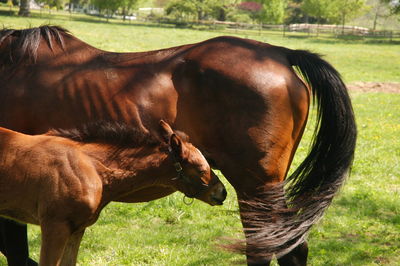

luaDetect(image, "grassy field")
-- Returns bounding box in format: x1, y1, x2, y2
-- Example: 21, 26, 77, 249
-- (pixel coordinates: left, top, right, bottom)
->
0, 9, 399, 266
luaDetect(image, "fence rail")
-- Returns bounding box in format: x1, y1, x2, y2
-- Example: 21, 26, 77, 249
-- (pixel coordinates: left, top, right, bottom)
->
153, 18, 400, 42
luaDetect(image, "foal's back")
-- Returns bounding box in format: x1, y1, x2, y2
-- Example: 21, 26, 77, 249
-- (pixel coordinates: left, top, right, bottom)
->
0, 127, 103, 225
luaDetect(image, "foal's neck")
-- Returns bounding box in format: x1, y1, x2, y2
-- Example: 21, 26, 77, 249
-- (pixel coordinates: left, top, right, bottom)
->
85, 144, 174, 203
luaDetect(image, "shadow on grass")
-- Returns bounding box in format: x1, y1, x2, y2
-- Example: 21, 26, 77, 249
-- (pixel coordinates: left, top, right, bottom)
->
308, 187, 400, 264
312, 238, 386, 266
335, 190, 399, 226
284, 35, 311, 40
0, 9, 15, 17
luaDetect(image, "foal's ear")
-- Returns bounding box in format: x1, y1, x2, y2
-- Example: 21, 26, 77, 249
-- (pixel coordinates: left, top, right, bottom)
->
170, 134, 184, 159
159, 120, 174, 142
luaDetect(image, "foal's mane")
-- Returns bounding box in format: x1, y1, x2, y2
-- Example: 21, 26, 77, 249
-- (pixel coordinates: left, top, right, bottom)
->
48, 122, 162, 149
0, 25, 67, 64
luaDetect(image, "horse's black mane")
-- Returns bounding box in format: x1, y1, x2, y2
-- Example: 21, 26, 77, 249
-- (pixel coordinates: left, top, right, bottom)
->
0, 25, 67, 64
49, 121, 162, 148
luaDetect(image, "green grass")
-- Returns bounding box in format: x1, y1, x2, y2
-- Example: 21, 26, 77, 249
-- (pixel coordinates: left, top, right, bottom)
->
301, 93, 400, 265
0, 10, 399, 266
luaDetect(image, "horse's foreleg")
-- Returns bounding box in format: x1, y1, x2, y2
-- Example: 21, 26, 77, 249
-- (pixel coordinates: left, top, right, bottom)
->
60, 229, 85, 266
40, 221, 71, 266
0, 218, 34, 266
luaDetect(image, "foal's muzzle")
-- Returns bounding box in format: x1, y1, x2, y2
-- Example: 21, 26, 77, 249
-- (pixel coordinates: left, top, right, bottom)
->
208, 182, 227, 206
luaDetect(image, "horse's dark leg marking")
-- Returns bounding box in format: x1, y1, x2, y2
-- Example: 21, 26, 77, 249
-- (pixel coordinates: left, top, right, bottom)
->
0, 219, 33, 266
277, 241, 308, 266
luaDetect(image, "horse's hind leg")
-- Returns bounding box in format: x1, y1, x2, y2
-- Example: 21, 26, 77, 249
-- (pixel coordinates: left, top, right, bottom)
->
60, 229, 85, 266
236, 170, 308, 266
277, 241, 308, 266
40, 221, 71, 266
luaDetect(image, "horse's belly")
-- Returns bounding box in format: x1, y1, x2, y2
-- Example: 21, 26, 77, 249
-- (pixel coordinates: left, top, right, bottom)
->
0, 209, 39, 225
114, 186, 176, 203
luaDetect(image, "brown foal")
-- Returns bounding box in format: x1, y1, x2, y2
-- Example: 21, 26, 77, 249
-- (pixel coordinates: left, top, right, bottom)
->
0, 120, 226, 266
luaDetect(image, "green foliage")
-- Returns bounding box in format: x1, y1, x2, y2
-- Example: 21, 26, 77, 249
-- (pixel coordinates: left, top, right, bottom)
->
37, 0, 65, 10
91, 0, 121, 13
226, 9, 253, 23
165, 0, 236, 21
301, 0, 368, 28
302, 0, 337, 23
333, 0, 367, 26
120, 0, 140, 18
382, 0, 400, 14
165, 0, 197, 20
258, 0, 287, 24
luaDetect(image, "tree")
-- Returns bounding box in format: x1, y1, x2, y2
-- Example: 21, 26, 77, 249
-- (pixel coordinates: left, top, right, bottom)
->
121, 0, 139, 20
18, 0, 30, 16
263, 0, 287, 24
91, 0, 121, 19
370, 0, 391, 30
68, 0, 87, 11
37, 0, 66, 10
302, 0, 336, 24
166, 0, 197, 20
166, 0, 235, 21
254, 0, 288, 24
237, 2, 263, 22
381, 0, 400, 14
331, 0, 366, 33
286, 0, 313, 24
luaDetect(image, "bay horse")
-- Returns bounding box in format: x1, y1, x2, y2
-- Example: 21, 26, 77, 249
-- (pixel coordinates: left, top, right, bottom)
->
0, 26, 356, 265
0, 120, 226, 266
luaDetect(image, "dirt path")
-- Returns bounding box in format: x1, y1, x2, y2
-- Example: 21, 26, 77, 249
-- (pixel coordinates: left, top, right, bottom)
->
347, 82, 400, 93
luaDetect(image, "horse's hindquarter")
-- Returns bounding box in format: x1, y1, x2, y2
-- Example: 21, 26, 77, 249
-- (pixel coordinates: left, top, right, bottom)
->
173, 37, 310, 190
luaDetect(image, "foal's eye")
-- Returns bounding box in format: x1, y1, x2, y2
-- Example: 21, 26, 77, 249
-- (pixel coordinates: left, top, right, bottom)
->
199, 170, 207, 176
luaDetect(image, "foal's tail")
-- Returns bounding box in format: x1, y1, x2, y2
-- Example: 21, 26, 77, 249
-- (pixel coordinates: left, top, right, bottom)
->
239, 49, 357, 258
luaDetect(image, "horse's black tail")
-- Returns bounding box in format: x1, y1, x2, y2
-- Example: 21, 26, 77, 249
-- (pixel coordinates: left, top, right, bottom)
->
285, 49, 357, 204
239, 49, 357, 258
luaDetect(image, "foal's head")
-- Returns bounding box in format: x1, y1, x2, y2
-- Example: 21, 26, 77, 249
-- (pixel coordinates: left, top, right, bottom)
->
159, 121, 227, 206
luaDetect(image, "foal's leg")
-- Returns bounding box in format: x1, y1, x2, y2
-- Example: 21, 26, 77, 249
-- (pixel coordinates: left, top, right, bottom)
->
60, 230, 85, 266
40, 221, 71, 266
